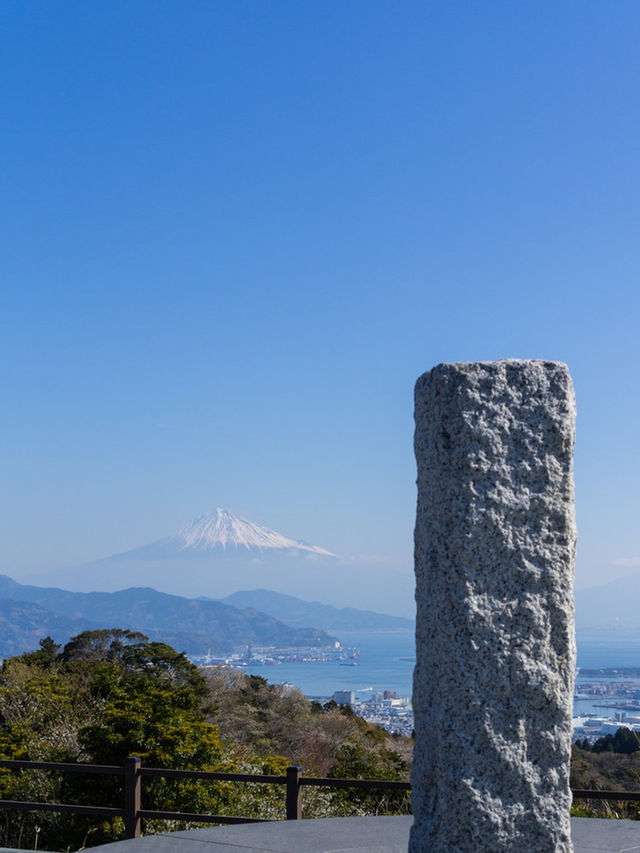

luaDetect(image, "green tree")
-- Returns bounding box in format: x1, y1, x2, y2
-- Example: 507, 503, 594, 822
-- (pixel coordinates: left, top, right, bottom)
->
0, 631, 238, 850
327, 739, 411, 816
571, 741, 640, 821
590, 728, 640, 755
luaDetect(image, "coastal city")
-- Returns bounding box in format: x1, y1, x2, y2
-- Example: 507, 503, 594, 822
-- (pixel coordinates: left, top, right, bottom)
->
195, 643, 414, 736
573, 670, 640, 740
196, 646, 640, 741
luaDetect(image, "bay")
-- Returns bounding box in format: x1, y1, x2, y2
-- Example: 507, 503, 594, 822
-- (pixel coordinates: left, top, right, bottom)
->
245, 631, 415, 701
576, 629, 640, 670
242, 628, 640, 703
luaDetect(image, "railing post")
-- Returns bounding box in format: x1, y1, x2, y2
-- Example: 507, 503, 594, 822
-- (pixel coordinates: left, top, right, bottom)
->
285, 765, 302, 820
124, 756, 141, 838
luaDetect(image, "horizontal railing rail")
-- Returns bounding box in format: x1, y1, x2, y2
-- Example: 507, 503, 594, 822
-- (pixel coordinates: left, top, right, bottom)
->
0, 759, 124, 775
572, 788, 640, 803
139, 766, 287, 783
0, 800, 123, 817
0, 758, 637, 839
301, 776, 411, 791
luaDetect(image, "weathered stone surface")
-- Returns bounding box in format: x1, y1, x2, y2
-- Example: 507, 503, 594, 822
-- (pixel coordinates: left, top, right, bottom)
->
410, 360, 576, 853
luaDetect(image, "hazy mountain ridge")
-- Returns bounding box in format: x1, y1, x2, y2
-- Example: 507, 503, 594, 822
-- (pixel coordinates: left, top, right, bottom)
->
0, 575, 334, 657
19, 508, 407, 611
221, 589, 414, 632
575, 572, 640, 630
0, 599, 103, 658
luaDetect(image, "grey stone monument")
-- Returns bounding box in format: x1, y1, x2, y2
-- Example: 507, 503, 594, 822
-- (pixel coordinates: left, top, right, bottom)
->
410, 360, 576, 853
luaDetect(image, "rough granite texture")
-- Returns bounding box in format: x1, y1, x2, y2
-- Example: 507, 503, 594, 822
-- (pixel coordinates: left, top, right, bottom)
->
409, 360, 576, 853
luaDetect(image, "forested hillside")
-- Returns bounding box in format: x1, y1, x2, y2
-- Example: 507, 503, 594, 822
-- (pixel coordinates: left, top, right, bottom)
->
2, 627, 639, 851
0, 629, 412, 851
221, 589, 414, 631
0, 574, 335, 656
571, 731, 640, 820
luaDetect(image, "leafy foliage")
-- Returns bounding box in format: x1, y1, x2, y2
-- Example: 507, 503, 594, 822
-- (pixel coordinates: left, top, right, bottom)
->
0, 631, 235, 850
203, 666, 412, 818
571, 737, 640, 820
576, 728, 640, 755
10, 630, 640, 846
327, 739, 411, 816
0, 632, 415, 849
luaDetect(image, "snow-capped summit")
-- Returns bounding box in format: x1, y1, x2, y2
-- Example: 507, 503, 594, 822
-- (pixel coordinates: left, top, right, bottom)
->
22, 506, 412, 614
26, 506, 354, 602
172, 508, 336, 556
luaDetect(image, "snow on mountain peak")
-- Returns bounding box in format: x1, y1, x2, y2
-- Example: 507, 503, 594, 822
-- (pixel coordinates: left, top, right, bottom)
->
174, 508, 337, 556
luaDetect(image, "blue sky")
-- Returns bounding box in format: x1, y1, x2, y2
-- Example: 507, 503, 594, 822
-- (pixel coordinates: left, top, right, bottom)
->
1, 1, 638, 592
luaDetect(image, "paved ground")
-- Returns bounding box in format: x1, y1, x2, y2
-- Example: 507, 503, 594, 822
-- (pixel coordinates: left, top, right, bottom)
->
63, 815, 640, 852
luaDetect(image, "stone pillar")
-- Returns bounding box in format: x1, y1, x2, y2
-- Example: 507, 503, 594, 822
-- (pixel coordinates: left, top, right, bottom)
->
410, 360, 576, 853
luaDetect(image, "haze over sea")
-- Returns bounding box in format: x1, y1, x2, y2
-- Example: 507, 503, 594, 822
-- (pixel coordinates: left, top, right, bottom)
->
242, 630, 640, 702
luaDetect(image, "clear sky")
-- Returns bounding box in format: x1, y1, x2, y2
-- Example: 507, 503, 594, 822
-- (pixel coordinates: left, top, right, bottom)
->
1, 1, 638, 592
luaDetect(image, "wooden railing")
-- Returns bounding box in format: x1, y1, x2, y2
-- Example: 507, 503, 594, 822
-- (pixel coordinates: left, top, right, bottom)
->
0, 758, 637, 839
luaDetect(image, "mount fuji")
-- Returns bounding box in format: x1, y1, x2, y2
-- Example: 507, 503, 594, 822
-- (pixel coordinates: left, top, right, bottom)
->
119, 508, 338, 560
23, 509, 357, 606
24, 508, 414, 615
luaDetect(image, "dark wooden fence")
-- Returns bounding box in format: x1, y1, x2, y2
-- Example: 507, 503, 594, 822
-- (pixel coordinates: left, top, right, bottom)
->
0, 758, 637, 839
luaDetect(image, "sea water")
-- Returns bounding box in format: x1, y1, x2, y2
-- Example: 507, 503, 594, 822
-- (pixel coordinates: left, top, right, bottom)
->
243, 629, 640, 702
245, 631, 415, 701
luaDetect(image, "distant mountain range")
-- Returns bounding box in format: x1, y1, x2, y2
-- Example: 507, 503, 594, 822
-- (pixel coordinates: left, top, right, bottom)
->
575, 572, 640, 630
218, 579, 640, 633
0, 573, 416, 660
0, 599, 96, 658
20, 506, 636, 628
221, 589, 414, 632
0, 574, 334, 658
23, 508, 414, 616
1, 563, 634, 662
